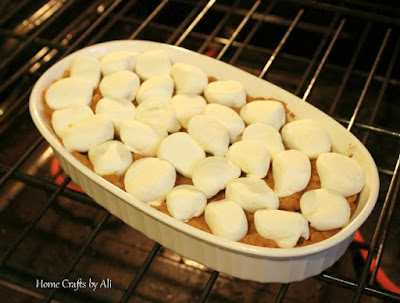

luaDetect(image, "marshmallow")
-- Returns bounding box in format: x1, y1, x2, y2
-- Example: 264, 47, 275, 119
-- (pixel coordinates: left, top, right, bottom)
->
170, 62, 208, 95
166, 185, 207, 222
88, 140, 132, 176
272, 150, 311, 197
240, 100, 286, 130
135, 50, 171, 80
124, 157, 176, 204
225, 140, 270, 178
170, 94, 207, 129
45, 77, 93, 110
317, 153, 365, 197
226, 177, 279, 213
62, 114, 114, 152
100, 51, 139, 76
204, 199, 248, 241
203, 104, 245, 142
99, 70, 140, 103
157, 132, 205, 178
300, 189, 351, 231
135, 99, 180, 133
51, 104, 94, 138
254, 209, 310, 248
136, 75, 174, 104
282, 119, 331, 159
187, 115, 230, 156
119, 120, 167, 156
95, 97, 135, 133
204, 80, 246, 108
192, 156, 241, 198
241, 123, 284, 159
69, 55, 101, 88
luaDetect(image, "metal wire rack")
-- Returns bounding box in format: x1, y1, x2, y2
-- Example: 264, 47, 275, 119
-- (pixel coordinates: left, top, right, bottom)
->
0, 0, 399, 302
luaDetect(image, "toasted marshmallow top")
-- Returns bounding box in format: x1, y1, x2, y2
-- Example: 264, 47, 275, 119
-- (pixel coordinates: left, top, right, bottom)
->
317, 153, 365, 197
45, 77, 93, 110
166, 185, 207, 222
240, 100, 286, 130
95, 97, 135, 133
88, 140, 132, 176
272, 150, 311, 197
254, 209, 310, 248
157, 132, 205, 178
170, 94, 207, 129
300, 189, 351, 231
170, 62, 208, 95
187, 115, 230, 156
62, 114, 114, 152
99, 70, 140, 103
135, 99, 180, 133
226, 177, 279, 213
203, 104, 245, 142
241, 123, 284, 159
69, 55, 101, 88
124, 157, 176, 204
204, 80, 246, 108
282, 119, 331, 159
51, 104, 94, 138
225, 140, 271, 178
100, 51, 139, 76
136, 74, 174, 104
119, 120, 167, 156
204, 199, 248, 241
135, 50, 171, 80
192, 157, 241, 198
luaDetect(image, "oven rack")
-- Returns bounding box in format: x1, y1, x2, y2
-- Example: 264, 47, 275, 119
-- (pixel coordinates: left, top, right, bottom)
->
0, 0, 399, 302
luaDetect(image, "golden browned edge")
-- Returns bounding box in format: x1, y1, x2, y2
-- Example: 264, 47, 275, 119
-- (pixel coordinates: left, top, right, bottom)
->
42, 71, 358, 248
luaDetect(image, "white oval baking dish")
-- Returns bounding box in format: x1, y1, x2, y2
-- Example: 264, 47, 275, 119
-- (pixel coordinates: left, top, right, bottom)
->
29, 40, 379, 283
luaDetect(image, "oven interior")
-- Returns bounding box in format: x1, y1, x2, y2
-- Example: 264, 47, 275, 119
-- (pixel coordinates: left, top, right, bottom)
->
0, 0, 399, 302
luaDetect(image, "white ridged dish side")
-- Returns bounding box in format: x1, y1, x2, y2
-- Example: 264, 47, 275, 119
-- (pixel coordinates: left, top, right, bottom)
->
29, 40, 379, 283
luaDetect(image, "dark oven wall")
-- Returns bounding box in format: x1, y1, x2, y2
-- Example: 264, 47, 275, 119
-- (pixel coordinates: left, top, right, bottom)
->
0, 1, 399, 302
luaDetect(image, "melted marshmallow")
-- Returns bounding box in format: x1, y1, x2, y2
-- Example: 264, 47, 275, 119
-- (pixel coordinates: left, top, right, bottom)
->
170, 94, 207, 129
203, 103, 245, 142
204, 80, 246, 108
170, 62, 208, 95
62, 114, 114, 152
45, 77, 93, 110
226, 177, 279, 213
187, 115, 230, 156
69, 55, 101, 88
119, 120, 167, 156
225, 140, 271, 178
282, 119, 331, 159
157, 132, 206, 178
254, 209, 310, 248
88, 140, 132, 176
272, 150, 311, 197
204, 199, 248, 241
136, 74, 174, 104
124, 157, 176, 205
191, 156, 241, 199
135, 50, 171, 80
317, 153, 365, 197
100, 51, 139, 76
166, 185, 207, 222
300, 189, 351, 231
99, 70, 140, 103
51, 104, 94, 138
240, 100, 286, 130
95, 97, 135, 133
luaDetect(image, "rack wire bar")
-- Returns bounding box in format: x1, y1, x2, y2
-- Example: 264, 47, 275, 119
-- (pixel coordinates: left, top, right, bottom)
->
302, 18, 346, 101
258, 8, 304, 79
353, 155, 400, 303
0, 177, 71, 267
0, 0, 32, 25
119, 243, 161, 303
275, 283, 290, 303
197, 271, 219, 303
43, 212, 111, 303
